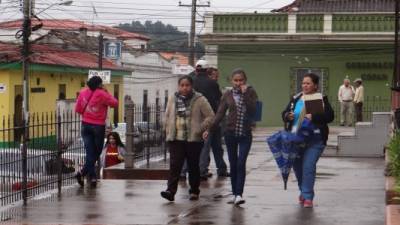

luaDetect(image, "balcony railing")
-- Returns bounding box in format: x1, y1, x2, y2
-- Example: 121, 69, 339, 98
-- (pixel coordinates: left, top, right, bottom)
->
211, 13, 395, 34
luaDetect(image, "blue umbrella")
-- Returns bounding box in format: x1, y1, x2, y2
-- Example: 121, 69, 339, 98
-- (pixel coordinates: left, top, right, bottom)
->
266, 119, 314, 190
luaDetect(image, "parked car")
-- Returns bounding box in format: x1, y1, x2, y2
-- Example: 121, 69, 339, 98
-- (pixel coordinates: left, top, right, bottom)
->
112, 123, 145, 152
134, 122, 163, 146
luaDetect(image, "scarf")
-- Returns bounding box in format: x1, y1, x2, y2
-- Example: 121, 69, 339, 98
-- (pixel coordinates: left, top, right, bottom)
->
232, 88, 246, 137
175, 91, 193, 117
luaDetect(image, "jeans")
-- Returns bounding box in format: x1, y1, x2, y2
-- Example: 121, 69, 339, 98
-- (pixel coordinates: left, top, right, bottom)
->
293, 135, 325, 200
167, 141, 203, 195
224, 132, 252, 196
198, 127, 228, 176
81, 122, 105, 179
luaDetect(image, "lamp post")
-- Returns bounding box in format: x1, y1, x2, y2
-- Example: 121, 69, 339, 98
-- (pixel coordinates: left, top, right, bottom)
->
392, 0, 400, 109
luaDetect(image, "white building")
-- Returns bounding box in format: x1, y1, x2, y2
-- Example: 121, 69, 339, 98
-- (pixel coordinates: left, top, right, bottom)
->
122, 51, 193, 107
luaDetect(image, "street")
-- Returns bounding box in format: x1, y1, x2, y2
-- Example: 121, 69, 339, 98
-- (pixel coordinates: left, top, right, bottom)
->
1, 142, 385, 225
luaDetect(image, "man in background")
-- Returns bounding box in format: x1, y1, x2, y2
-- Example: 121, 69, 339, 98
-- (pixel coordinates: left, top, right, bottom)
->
338, 78, 355, 126
353, 78, 364, 122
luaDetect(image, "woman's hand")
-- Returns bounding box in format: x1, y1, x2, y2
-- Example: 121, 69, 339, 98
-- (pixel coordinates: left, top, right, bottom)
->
202, 131, 209, 140
117, 155, 124, 162
305, 114, 312, 120
287, 112, 294, 121
240, 85, 248, 93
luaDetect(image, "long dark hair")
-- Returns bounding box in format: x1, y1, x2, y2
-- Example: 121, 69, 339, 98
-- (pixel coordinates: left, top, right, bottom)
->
106, 132, 125, 148
87, 76, 103, 91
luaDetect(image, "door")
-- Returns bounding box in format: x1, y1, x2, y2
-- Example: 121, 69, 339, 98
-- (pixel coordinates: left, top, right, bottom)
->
14, 85, 23, 142
58, 84, 66, 100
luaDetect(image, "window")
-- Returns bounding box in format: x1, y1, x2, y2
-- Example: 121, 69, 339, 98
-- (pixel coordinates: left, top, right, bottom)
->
290, 68, 329, 95
58, 84, 66, 100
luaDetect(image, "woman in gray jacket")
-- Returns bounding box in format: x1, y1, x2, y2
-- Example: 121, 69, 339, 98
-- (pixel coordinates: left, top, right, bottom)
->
161, 75, 214, 202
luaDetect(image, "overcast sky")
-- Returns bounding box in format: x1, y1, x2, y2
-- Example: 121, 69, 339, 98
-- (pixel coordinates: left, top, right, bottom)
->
0, 0, 294, 32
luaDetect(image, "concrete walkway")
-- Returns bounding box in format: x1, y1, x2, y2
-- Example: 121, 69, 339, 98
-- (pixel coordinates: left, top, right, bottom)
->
0, 139, 384, 225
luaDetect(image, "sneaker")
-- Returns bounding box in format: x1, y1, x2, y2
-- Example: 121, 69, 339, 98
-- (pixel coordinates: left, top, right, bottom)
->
299, 196, 305, 205
234, 196, 245, 205
90, 178, 97, 188
75, 172, 84, 187
189, 193, 199, 201
161, 191, 175, 202
227, 196, 236, 204
303, 200, 313, 208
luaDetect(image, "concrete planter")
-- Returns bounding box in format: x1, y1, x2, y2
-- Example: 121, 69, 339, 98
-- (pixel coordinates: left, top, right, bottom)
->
385, 150, 400, 225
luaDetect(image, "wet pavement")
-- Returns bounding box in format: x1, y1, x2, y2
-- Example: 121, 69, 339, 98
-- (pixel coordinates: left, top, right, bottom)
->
1, 141, 384, 225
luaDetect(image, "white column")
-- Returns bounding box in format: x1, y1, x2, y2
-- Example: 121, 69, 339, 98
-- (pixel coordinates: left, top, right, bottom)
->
204, 45, 218, 68
204, 13, 214, 34
324, 14, 332, 34
288, 14, 297, 34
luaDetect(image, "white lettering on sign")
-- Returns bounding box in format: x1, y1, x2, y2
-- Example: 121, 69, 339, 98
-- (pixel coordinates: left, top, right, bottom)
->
0, 83, 6, 93
88, 70, 111, 84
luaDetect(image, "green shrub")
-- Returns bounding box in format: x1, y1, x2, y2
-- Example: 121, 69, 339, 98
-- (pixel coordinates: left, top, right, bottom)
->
388, 131, 400, 190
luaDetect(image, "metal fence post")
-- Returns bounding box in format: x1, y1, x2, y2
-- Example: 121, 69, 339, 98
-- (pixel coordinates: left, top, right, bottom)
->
56, 112, 62, 196
125, 101, 135, 169
21, 117, 28, 206
146, 106, 151, 167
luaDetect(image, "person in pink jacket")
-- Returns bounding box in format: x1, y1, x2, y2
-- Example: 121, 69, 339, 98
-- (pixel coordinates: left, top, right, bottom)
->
75, 76, 118, 187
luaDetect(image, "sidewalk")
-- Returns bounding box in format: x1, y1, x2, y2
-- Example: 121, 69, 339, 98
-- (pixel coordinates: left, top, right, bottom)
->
0, 140, 384, 225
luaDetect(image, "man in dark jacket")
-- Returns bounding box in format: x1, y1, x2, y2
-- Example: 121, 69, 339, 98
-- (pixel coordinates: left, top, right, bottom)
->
193, 61, 229, 179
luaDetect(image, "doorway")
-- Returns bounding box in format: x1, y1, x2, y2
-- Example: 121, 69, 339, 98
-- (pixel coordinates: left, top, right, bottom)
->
14, 85, 23, 142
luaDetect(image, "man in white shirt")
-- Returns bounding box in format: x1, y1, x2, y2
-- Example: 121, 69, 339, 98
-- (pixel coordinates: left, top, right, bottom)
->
353, 78, 364, 122
338, 78, 355, 126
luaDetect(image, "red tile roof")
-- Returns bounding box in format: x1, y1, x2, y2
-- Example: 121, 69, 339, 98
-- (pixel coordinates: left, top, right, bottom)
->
0, 19, 150, 41
0, 42, 125, 71
160, 52, 189, 65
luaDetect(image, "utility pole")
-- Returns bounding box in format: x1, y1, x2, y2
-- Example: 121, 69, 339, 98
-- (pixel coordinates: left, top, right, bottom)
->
21, 0, 31, 206
179, 0, 210, 66
392, 0, 400, 109
98, 33, 104, 70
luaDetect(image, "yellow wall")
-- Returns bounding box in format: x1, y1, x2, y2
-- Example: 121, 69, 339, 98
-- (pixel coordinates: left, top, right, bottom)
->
0, 70, 11, 117
1, 69, 124, 129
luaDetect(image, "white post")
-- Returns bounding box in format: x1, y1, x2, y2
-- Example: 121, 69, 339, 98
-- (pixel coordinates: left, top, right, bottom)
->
204, 13, 214, 34
324, 14, 333, 34
288, 14, 297, 34
204, 45, 218, 68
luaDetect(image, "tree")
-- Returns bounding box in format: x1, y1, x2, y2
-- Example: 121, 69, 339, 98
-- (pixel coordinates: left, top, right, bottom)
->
117, 20, 204, 58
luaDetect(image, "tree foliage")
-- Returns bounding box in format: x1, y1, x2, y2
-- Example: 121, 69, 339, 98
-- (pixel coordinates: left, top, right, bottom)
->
117, 20, 204, 58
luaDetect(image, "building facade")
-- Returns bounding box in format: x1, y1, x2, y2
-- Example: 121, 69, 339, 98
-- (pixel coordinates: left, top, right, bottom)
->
200, 0, 395, 126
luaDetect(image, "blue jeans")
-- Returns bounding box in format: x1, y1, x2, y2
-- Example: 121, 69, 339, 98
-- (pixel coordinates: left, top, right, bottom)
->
293, 135, 325, 200
198, 128, 228, 176
81, 122, 105, 179
224, 132, 252, 196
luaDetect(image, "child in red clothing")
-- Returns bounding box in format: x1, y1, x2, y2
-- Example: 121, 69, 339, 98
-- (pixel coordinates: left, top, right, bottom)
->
100, 132, 126, 168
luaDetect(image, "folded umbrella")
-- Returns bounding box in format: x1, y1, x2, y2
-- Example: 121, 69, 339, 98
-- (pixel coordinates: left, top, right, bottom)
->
266, 119, 314, 190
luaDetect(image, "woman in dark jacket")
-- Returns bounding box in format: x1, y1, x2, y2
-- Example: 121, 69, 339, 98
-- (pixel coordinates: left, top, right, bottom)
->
205, 68, 258, 206
281, 73, 334, 208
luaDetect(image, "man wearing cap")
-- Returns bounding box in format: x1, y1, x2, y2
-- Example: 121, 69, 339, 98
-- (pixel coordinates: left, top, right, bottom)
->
338, 78, 355, 126
353, 78, 364, 122
192, 60, 229, 180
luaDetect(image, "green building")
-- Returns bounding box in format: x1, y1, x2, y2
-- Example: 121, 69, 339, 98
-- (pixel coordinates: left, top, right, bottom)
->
200, 0, 395, 126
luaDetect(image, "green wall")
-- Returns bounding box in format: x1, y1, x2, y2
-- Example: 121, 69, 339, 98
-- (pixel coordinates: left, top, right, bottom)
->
217, 44, 393, 126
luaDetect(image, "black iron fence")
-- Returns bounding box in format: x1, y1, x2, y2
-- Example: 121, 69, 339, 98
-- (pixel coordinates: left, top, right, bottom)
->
0, 111, 84, 207
328, 96, 391, 125
124, 103, 167, 167
0, 103, 168, 207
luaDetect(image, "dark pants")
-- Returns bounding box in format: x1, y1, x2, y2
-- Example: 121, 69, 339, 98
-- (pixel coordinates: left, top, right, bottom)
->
81, 122, 105, 179
197, 127, 228, 176
355, 102, 363, 122
224, 132, 252, 196
167, 141, 202, 195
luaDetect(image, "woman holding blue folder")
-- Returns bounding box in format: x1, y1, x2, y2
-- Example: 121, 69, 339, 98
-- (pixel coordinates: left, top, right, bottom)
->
281, 73, 334, 208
